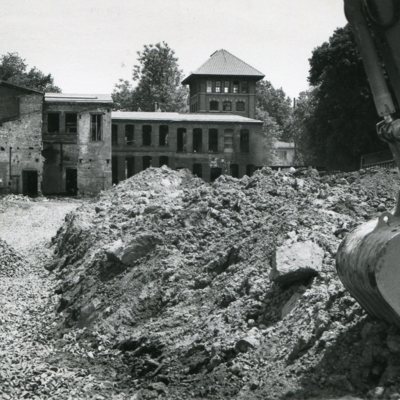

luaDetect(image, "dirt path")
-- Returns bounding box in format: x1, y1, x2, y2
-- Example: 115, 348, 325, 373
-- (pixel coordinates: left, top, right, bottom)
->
0, 198, 132, 399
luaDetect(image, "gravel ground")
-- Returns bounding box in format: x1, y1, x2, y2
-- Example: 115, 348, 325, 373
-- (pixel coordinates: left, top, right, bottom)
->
0, 197, 134, 399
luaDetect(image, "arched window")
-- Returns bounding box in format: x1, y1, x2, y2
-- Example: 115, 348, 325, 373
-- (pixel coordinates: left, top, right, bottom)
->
210, 101, 219, 111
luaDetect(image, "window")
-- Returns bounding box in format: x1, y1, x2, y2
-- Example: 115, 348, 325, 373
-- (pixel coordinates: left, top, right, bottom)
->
125, 124, 134, 145
65, 113, 77, 133
224, 129, 233, 151
210, 101, 219, 111
240, 129, 250, 153
125, 156, 134, 178
47, 113, 59, 133
208, 129, 218, 153
112, 124, 118, 145
159, 125, 169, 146
193, 128, 203, 153
241, 81, 249, 93
223, 101, 232, 111
159, 156, 169, 167
91, 114, 102, 141
142, 125, 152, 146
112, 156, 119, 184
210, 167, 222, 182
206, 81, 212, 93
233, 81, 239, 93
230, 164, 239, 178
177, 128, 186, 152
236, 101, 245, 112
224, 81, 230, 93
246, 164, 255, 176
277, 150, 288, 161
143, 156, 152, 170
215, 81, 221, 93
193, 163, 202, 178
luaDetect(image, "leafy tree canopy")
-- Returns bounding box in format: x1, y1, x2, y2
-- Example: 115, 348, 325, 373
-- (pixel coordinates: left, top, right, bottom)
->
0, 52, 61, 93
113, 42, 188, 112
300, 25, 386, 170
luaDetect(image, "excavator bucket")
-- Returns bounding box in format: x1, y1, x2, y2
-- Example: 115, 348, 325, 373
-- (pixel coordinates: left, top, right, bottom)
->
336, 210, 400, 327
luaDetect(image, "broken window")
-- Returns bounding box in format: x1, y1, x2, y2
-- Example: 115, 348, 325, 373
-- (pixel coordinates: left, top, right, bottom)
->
65, 113, 77, 133
193, 163, 202, 178
206, 81, 212, 93
240, 129, 250, 153
112, 156, 119, 184
159, 156, 169, 167
125, 156, 134, 178
47, 113, 60, 133
112, 124, 118, 145
236, 101, 245, 112
177, 128, 186, 152
159, 125, 169, 146
125, 124, 134, 145
91, 114, 102, 141
142, 125, 152, 146
208, 129, 218, 153
193, 128, 203, 153
143, 156, 152, 170
223, 101, 232, 112
230, 164, 239, 178
210, 101, 219, 111
233, 81, 239, 93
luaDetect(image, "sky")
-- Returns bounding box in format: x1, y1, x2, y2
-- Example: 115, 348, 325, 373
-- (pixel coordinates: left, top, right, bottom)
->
0, 0, 347, 99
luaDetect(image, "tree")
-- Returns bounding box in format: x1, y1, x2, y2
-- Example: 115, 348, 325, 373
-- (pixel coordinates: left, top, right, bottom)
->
302, 25, 386, 170
0, 52, 61, 92
113, 42, 188, 112
256, 80, 293, 141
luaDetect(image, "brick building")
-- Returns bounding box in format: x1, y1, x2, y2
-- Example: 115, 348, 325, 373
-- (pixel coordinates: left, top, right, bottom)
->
42, 93, 113, 195
0, 81, 44, 195
111, 49, 266, 183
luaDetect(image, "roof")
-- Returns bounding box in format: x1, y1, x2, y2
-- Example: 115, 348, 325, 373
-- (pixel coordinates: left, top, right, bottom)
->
274, 141, 295, 149
112, 111, 262, 124
182, 49, 264, 84
45, 93, 113, 104
0, 80, 43, 94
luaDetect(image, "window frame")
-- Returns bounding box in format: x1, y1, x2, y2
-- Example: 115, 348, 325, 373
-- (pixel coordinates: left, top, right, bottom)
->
90, 114, 103, 142
47, 112, 60, 134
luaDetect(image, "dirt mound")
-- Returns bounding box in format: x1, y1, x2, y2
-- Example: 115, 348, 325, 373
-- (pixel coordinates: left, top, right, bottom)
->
0, 239, 28, 277
50, 166, 400, 399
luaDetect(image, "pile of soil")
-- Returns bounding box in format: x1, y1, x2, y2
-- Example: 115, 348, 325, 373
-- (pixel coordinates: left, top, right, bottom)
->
0, 239, 27, 278
50, 166, 400, 399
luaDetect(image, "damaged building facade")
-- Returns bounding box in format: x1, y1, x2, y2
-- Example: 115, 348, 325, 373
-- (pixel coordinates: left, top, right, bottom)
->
111, 49, 267, 183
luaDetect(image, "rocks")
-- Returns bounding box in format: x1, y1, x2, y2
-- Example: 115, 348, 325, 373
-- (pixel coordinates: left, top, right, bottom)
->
270, 240, 324, 286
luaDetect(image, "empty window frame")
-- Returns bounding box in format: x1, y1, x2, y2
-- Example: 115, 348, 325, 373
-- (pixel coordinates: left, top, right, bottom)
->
65, 113, 77, 133
224, 129, 234, 151
210, 167, 222, 182
47, 113, 60, 133
112, 156, 119, 184
224, 81, 230, 93
246, 164, 255, 176
223, 101, 232, 111
208, 129, 218, 153
193, 163, 202, 178
215, 81, 221, 93
143, 156, 152, 170
240, 129, 250, 153
230, 163, 239, 178
159, 125, 169, 146
125, 156, 135, 178
233, 81, 239, 93
177, 128, 186, 152
241, 81, 249, 93
159, 156, 169, 166
236, 101, 245, 112
206, 81, 212, 93
210, 101, 219, 111
91, 114, 102, 141
142, 125, 152, 146
277, 150, 288, 161
112, 124, 118, 145
125, 124, 134, 145
193, 128, 203, 153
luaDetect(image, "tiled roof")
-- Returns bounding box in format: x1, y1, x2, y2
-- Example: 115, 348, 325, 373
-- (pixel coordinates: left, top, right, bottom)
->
45, 93, 113, 104
112, 111, 262, 124
182, 49, 264, 84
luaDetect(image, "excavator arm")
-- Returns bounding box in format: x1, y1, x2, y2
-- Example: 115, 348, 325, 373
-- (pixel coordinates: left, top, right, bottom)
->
337, 0, 400, 327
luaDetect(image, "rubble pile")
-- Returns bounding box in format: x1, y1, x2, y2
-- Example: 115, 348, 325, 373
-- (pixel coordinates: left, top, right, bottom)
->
50, 166, 400, 399
0, 238, 27, 278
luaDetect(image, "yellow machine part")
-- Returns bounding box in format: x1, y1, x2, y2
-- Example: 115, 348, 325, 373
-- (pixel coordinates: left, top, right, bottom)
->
336, 211, 400, 327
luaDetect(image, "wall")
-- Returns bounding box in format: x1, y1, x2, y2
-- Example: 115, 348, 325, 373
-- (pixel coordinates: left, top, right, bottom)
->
111, 119, 265, 182
0, 88, 43, 195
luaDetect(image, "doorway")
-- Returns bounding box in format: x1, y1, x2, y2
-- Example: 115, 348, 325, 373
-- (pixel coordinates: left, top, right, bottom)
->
66, 168, 77, 195
22, 170, 38, 197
